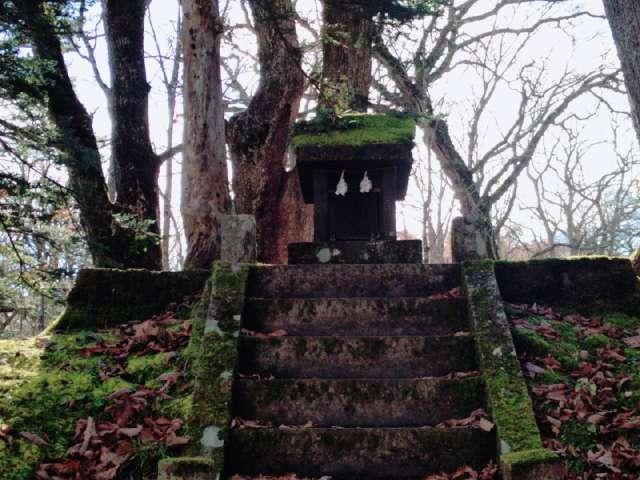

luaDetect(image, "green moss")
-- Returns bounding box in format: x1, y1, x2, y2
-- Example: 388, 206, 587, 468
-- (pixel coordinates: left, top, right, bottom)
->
540, 368, 564, 384
0, 338, 41, 400
126, 353, 171, 385
93, 377, 134, 406
604, 313, 640, 331
560, 421, 597, 451
485, 368, 542, 452
512, 328, 552, 358
582, 333, 611, 351
159, 394, 193, 422
0, 439, 42, 480
292, 114, 416, 148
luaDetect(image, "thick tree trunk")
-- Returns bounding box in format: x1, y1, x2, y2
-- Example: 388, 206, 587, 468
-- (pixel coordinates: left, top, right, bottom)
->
104, 0, 161, 269
180, 0, 231, 269
320, 0, 374, 111
227, 0, 311, 264
602, 1, 640, 270
603, 0, 640, 145
17, 0, 153, 268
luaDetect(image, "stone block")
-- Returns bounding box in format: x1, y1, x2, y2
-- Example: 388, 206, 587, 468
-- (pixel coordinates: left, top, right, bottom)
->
157, 457, 215, 480
501, 448, 565, 480
288, 240, 422, 264
221, 214, 256, 264
495, 257, 640, 313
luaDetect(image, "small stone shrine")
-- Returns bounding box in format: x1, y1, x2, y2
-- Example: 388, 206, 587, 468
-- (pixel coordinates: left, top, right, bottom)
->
288, 114, 422, 264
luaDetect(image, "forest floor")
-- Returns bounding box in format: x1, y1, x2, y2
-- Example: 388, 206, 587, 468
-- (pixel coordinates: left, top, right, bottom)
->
507, 304, 640, 479
1, 300, 640, 479
0, 303, 197, 480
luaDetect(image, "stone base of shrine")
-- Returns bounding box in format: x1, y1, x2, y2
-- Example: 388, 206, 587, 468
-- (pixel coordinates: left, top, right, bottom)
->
288, 240, 423, 265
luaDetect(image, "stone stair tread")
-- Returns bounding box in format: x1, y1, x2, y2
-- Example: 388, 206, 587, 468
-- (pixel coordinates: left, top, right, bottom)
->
242, 296, 468, 336
232, 376, 485, 427
237, 335, 477, 379
247, 264, 461, 298
226, 426, 496, 479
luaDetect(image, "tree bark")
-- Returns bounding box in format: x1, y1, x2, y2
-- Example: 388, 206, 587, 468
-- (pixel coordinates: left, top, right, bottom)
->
320, 0, 374, 111
16, 0, 155, 269
603, 0, 640, 145
104, 0, 161, 269
180, 0, 231, 269
227, 0, 311, 264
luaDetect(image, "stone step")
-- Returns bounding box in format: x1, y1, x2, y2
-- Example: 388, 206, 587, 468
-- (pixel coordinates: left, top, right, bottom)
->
242, 297, 468, 336
226, 426, 496, 479
232, 376, 485, 427
247, 264, 461, 298
237, 335, 477, 379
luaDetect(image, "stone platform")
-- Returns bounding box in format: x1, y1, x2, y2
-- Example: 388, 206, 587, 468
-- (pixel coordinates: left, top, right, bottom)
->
288, 239, 422, 264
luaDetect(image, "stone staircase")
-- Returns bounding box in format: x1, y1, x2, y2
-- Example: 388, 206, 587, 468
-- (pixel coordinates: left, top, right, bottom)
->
225, 264, 497, 479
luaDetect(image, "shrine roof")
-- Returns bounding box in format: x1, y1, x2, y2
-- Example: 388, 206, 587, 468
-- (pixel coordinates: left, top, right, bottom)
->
292, 113, 416, 150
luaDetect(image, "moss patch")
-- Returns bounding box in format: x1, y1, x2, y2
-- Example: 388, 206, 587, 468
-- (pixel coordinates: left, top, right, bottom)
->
292, 113, 416, 148
126, 352, 172, 385
0, 315, 197, 479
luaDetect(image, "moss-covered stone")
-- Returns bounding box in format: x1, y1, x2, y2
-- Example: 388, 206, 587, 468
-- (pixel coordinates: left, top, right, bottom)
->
54, 268, 209, 331
502, 448, 564, 480
185, 262, 250, 475
462, 261, 560, 478
292, 113, 416, 148
157, 456, 215, 480
495, 257, 640, 314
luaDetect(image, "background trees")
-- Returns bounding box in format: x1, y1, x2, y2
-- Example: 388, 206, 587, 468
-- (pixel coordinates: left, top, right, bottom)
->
0, 0, 639, 334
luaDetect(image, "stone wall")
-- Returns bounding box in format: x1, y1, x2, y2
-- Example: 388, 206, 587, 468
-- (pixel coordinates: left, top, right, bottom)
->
495, 257, 640, 313
55, 268, 210, 331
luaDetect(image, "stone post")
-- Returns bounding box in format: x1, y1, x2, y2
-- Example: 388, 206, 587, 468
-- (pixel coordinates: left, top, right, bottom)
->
451, 216, 495, 263
221, 214, 257, 264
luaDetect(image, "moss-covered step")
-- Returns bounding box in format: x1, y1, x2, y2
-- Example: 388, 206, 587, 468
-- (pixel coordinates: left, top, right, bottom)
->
232, 376, 485, 427
55, 268, 209, 331
237, 335, 477, 379
242, 296, 469, 336
247, 263, 461, 298
225, 426, 496, 479
495, 257, 640, 314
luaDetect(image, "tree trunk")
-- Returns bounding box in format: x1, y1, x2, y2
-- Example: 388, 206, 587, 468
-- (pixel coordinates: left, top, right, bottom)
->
180, 0, 231, 269
320, 0, 374, 111
17, 0, 154, 269
227, 0, 311, 264
603, 0, 640, 145
603, 0, 640, 272
104, 0, 162, 269
427, 119, 498, 261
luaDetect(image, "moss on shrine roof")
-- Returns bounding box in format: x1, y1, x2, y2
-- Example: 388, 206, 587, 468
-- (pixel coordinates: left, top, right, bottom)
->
292, 113, 416, 149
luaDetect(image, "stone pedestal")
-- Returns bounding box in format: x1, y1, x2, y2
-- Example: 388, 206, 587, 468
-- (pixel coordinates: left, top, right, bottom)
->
288, 240, 422, 264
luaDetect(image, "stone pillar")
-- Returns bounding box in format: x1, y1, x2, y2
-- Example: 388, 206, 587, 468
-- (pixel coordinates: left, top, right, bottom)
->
221, 214, 257, 264
451, 216, 495, 263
